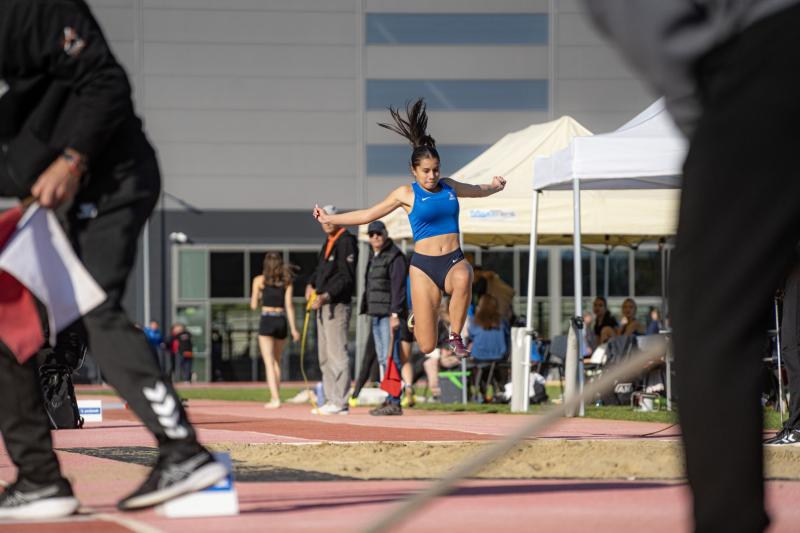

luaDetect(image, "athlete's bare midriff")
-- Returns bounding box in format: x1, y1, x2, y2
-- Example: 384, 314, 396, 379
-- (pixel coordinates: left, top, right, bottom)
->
412, 233, 460, 256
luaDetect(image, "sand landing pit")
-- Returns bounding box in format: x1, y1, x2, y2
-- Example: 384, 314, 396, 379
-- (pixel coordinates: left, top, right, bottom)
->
208, 440, 800, 481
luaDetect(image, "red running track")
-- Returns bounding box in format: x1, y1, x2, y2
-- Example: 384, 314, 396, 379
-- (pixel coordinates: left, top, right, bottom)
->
0, 392, 797, 532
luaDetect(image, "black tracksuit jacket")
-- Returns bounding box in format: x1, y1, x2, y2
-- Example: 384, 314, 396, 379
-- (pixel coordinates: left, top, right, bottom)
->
0, 0, 147, 196
311, 231, 358, 305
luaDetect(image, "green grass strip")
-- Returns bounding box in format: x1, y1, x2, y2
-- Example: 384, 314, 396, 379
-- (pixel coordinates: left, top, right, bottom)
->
80, 385, 784, 430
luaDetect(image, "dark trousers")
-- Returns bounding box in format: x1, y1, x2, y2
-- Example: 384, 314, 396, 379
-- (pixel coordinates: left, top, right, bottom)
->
352, 325, 378, 399
781, 263, 800, 430
0, 133, 199, 485
671, 7, 800, 532
179, 355, 193, 383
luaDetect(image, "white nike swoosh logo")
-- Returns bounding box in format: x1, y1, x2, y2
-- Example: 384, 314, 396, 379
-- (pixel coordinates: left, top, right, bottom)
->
420, 197, 431, 201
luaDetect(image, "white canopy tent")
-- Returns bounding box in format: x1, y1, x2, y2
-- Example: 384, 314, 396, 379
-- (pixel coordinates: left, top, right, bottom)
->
360, 112, 681, 246
522, 99, 687, 413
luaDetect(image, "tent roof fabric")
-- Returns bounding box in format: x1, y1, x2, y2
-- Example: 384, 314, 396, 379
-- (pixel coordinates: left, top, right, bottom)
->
533, 99, 688, 191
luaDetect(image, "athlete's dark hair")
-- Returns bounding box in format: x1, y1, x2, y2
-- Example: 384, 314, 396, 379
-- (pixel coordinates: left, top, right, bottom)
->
262, 252, 296, 288
378, 98, 440, 169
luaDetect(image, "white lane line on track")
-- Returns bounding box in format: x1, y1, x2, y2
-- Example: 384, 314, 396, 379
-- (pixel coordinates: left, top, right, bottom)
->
95, 512, 164, 533
0, 516, 95, 526
196, 427, 317, 444
0, 512, 162, 531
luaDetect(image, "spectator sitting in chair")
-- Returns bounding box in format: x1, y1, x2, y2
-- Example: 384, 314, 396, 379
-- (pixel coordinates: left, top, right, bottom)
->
646, 307, 663, 336
466, 294, 509, 402
472, 265, 515, 324
591, 297, 618, 350
616, 298, 645, 337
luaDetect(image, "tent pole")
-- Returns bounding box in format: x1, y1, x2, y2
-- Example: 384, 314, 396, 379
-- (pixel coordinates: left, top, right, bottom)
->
514, 190, 540, 413
565, 176, 585, 417
660, 245, 666, 317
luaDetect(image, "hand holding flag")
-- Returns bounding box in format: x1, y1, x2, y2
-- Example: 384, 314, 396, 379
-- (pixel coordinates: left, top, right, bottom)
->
0, 202, 106, 363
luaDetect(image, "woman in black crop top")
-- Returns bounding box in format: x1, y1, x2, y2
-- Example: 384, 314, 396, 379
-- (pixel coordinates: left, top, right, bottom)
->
250, 253, 300, 408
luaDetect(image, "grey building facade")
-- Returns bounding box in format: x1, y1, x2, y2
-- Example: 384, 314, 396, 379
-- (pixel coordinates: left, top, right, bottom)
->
77, 0, 661, 381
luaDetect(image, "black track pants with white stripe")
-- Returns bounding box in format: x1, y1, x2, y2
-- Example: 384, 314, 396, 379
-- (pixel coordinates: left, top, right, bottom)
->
0, 137, 199, 484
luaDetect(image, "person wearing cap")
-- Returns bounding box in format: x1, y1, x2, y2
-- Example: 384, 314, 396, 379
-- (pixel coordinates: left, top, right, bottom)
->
305, 205, 358, 415
358, 221, 411, 415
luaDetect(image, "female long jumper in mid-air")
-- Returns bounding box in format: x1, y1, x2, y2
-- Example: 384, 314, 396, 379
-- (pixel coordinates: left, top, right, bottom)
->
313, 98, 506, 357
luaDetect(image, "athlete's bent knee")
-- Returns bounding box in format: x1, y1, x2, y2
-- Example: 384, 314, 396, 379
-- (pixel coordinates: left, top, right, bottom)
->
418, 339, 436, 354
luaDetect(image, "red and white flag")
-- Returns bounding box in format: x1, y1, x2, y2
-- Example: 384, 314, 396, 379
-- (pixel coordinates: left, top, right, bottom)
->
0, 204, 106, 363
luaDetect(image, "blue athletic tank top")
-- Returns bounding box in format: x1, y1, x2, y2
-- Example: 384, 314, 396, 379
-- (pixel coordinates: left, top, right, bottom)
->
408, 181, 460, 241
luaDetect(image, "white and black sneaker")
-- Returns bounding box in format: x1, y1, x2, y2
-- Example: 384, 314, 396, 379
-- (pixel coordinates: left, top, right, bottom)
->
117, 449, 228, 510
0, 478, 79, 520
764, 427, 800, 446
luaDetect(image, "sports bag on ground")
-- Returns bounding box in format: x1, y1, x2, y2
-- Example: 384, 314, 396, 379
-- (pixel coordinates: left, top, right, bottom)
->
38, 332, 87, 430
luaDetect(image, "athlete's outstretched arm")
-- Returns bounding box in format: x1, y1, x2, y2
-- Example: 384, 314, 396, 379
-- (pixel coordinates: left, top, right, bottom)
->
442, 176, 506, 198
313, 185, 411, 226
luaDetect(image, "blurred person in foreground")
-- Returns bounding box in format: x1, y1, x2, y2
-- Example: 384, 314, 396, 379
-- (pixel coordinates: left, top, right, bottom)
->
583, 1, 800, 530
0, 0, 225, 518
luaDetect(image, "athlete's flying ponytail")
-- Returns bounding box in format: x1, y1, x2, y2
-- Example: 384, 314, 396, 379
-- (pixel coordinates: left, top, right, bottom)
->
378, 98, 440, 169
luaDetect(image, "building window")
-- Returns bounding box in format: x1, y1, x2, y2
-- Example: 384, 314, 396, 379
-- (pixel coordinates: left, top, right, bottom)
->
367, 144, 490, 176
248, 251, 269, 290
210, 252, 245, 298
634, 250, 663, 297
289, 251, 321, 297
178, 250, 207, 299
596, 249, 630, 297
366, 13, 549, 45
479, 250, 514, 292
175, 304, 207, 354
367, 79, 548, 111
519, 250, 548, 297
561, 249, 591, 297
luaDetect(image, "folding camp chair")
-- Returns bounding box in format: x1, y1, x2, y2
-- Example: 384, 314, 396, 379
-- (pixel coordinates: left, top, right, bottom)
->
537, 335, 567, 398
